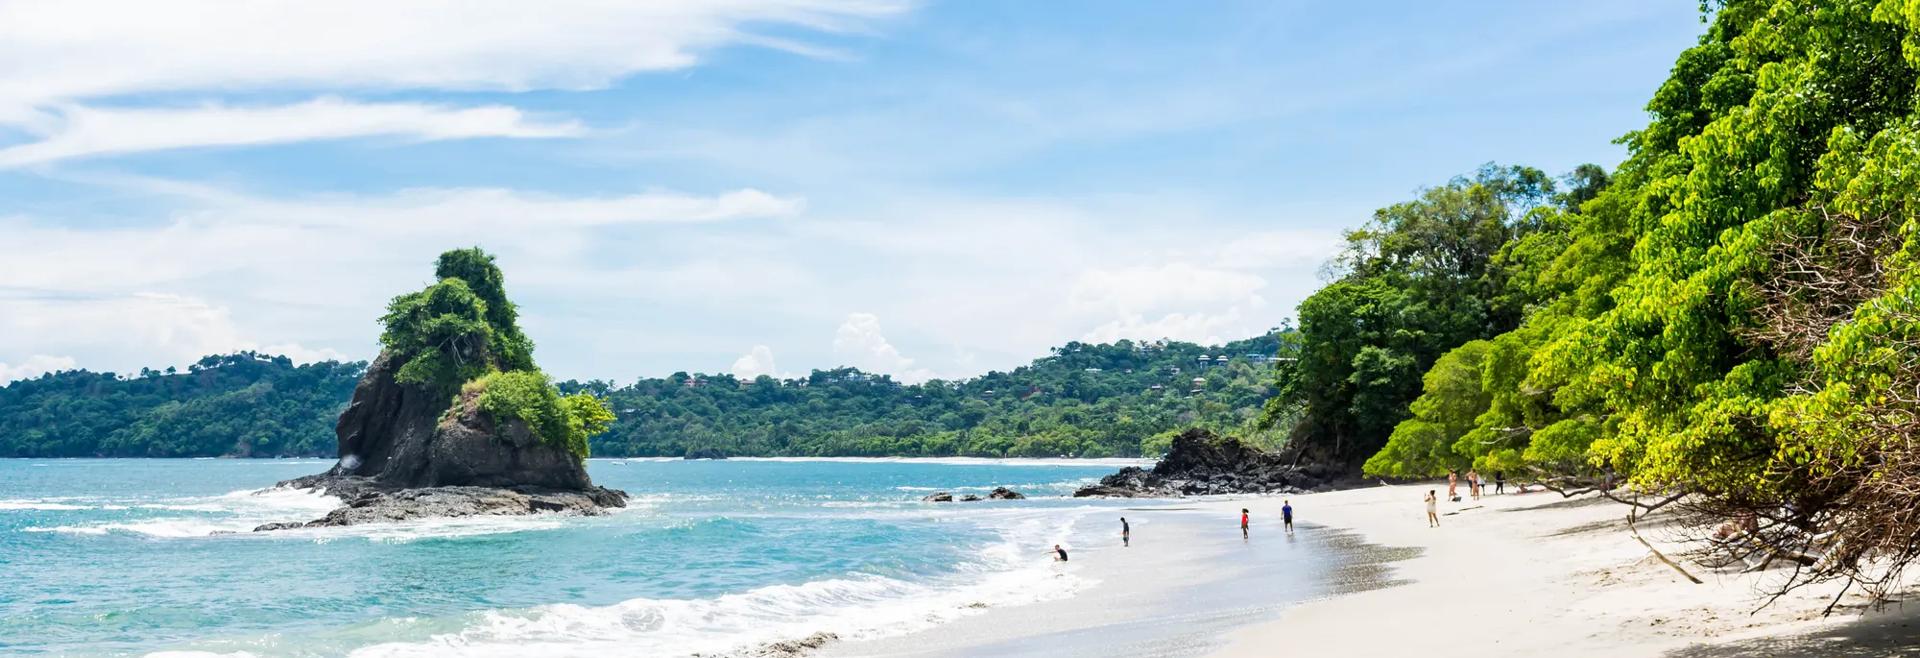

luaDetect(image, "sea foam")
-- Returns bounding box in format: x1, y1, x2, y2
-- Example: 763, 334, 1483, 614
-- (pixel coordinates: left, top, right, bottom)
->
340, 517, 1087, 658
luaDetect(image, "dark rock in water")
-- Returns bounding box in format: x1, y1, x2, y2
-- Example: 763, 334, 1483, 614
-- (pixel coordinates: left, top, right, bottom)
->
987, 487, 1026, 500
263, 350, 624, 530
922, 492, 954, 502
1069, 482, 1148, 498
306, 352, 598, 491
959, 494, 982, 502
253, 485, 624, 531
683, 448, 728, 460
1073, 428, 1331, 498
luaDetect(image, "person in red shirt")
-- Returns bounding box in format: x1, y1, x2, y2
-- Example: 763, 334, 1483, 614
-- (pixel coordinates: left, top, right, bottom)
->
1240, 508, 1250, 538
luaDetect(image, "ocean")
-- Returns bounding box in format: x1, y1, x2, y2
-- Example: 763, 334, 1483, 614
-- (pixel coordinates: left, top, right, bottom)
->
1, 457, 1164, 657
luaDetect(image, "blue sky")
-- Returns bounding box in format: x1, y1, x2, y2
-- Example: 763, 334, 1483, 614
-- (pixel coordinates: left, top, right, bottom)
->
0, 0, 1705, 384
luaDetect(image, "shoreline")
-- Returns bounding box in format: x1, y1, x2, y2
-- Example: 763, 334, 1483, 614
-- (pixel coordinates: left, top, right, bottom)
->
1212, 484, 1920, 657
813, 500, 1413, 658
815, 484, 1919, 658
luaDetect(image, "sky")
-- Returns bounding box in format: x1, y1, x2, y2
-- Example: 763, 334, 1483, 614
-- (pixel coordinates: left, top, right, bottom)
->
0, 0, 1708, 385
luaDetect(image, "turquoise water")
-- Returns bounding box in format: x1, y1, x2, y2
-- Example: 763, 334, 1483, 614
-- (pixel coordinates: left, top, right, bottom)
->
1, 458, 1147, 657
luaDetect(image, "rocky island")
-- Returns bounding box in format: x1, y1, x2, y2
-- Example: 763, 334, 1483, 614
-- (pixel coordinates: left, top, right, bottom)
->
1074, 428, 1340, 497
258, 248, 625, 531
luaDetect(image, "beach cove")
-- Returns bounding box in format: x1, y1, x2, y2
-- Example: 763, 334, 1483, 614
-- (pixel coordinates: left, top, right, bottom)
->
823, 483, 1920, 658
7, 461, 1918, 657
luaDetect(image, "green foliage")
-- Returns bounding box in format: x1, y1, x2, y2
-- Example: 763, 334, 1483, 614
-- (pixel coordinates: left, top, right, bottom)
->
1363, 340, 1491, 478
0, 335, 1283, 459
380, 278, 496, 391
1270, 164, 1567, 464
434, 247, 534, 371
380, 248, 539, 393
572, 335, 1287, 458
0, 353, 363, 457
467, 370, 606, 460
1352, 0, 1920, 527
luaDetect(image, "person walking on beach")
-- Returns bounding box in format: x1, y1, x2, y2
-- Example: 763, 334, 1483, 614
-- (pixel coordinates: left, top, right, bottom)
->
1121, 517, 1130, 547
1241, 508, 1250, 538
1494, 471, 1505, 495
1282, 500, 1294, 534
1447, 471, 1459, 501
1468, 470, 1482, 500
1052, 544, 1069, 562
1425, 490, 1439, 527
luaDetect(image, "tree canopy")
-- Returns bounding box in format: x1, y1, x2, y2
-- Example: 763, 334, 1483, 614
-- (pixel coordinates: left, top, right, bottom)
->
0, 334, 1286, 459
1340, 0, 1920, 600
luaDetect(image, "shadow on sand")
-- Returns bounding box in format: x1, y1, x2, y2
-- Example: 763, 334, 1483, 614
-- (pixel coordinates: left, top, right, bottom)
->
1665, 603, 1920, 657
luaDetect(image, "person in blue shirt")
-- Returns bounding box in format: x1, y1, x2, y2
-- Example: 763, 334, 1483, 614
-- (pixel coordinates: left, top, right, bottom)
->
1282, 500, 1294, 534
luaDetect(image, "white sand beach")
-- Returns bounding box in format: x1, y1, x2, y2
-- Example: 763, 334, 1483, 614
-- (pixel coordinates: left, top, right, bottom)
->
1216, 484, 1920, 658
825, 484, 1919, 658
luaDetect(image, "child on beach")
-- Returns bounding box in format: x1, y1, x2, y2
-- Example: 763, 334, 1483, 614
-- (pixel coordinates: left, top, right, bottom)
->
1425, 490, 1439, 527
1121, 517, 1130, 547
1241, 508, 1250, 538
1282, 500, 1294, 534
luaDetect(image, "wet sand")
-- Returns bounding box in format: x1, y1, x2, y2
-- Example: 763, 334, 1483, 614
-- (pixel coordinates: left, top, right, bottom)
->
819, 504, 1413, 658
825, 484, 1920, 658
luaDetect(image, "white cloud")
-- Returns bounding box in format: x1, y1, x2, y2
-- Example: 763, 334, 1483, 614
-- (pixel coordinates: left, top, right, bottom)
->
729, 345, 783, 379
832, 312, 934, 383
0, 183, 802, 374
1081, 307, 1257, 347
1069, 262, 1268, 316
0, 181, 1332, 380
0, 1, 906, 110
0, 98, 581, 167
0, 1, 905, 162
0, 184, 801, 291
0, 354, 76, 383
1215, 229, 1346, 269
0, 292, 335, 371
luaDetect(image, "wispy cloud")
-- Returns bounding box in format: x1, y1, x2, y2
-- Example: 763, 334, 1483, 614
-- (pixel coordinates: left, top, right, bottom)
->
0, 98, 582, 167
0, 1, 906, 105
0, 0, 907, 161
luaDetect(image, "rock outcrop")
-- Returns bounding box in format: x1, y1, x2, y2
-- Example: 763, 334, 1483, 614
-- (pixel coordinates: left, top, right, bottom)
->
922, 487, 1027, 503
1073, 428, 1338, 497
987, 487, 1026, 500
264, 351, 624, 530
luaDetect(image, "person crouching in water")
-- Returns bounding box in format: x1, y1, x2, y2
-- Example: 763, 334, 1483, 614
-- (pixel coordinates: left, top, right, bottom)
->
1052, 544, 1069, 562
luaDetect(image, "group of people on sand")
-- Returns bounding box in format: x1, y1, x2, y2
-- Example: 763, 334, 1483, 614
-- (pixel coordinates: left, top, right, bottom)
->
1061, 474, 1512, 561
1425, 469, 1508, 527
1444, 469, 1504, 502
1054, 500, 1300, 561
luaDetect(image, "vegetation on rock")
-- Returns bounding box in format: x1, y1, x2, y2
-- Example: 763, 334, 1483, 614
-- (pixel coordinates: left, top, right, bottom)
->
373, 248, 607, 461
